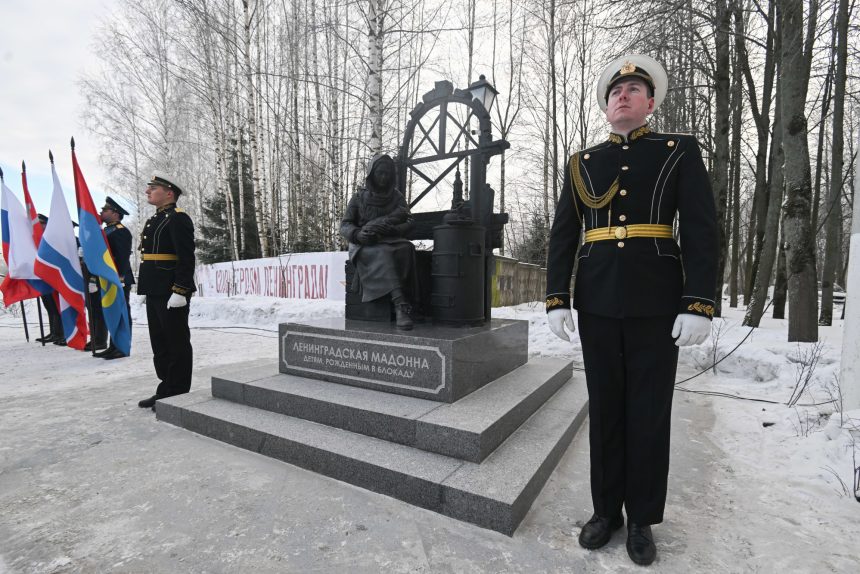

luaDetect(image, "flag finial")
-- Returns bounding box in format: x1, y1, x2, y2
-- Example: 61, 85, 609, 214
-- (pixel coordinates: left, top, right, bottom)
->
49, 150, 54, 164
21, 161, 26, 174
0, 166, 4, 180
70, 137, 76, 151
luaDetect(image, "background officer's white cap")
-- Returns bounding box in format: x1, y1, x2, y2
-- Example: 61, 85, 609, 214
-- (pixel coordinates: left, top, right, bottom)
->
596, 54, 668, 113
148, 172, 185, 197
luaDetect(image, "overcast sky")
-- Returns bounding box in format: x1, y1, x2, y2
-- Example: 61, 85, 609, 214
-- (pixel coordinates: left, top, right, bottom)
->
0, 0, 121, 218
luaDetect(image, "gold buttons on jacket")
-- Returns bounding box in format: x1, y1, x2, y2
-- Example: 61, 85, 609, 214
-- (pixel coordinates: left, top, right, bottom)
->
622, 145, 629, 150
620, 189, 628, 196
614, 227, 627, 239
584, 153, 590, 159
667, 141, 675, 147
619, 215, 627, 222
617, 241, 625, 248
621, 166, 629, 171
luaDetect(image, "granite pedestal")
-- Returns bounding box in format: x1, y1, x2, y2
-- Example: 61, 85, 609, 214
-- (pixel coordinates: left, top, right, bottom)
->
279, 318, 528, 402
159, 318, 588, 536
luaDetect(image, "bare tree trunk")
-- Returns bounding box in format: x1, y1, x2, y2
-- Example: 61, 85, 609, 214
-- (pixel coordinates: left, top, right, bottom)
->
290, 0, 304, 249
711, 0, 731, 316
549, 0, 559, 210
744, 47, 784, 327
819, 0, 849, 325
812, 79, 834, 236
328, 0, 343, 250
729, 5, 743, 308
738, 0, 775, 303
242, 0, 268, 257
773, 222, 788, 319
779, 0, 818, 341
542, 86, 550, 232
232, 24, 247, 257
366, 0, 384, 155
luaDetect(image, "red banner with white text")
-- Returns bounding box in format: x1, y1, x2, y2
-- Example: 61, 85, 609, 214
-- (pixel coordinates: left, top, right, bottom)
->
195, 252, 347, 300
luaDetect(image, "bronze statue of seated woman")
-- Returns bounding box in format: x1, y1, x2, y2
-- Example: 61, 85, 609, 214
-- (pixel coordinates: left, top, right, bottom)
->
340, 153, 419, 330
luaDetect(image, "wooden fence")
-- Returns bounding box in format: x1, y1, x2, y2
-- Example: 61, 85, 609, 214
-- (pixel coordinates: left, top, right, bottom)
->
491, 256, 547, 307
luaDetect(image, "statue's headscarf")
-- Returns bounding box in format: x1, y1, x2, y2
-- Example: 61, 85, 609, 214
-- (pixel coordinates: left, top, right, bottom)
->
363, 153, 397, 206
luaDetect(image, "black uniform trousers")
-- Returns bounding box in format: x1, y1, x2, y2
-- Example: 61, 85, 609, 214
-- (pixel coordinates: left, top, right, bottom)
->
41, 293, 62, 338
578, 311, 678, 525
88, 289, 108, 347
146, 294, 192, 397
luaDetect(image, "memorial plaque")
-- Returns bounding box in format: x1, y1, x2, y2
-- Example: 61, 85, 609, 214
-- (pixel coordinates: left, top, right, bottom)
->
279, 318, 528, 402
282, 331, 446, 395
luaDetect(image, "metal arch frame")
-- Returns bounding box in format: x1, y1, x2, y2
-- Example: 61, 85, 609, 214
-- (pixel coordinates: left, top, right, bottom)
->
397, 81, 502, 213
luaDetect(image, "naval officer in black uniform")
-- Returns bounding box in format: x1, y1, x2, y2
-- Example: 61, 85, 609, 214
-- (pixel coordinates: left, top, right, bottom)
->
94, 196, 135, 359
545, 55, 718, 566
136, 174, 196, 411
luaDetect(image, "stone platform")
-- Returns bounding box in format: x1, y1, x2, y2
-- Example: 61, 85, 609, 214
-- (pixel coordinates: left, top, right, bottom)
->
158, 360, 587, 535
158, 319, 588, 536
279, 318, 528, 403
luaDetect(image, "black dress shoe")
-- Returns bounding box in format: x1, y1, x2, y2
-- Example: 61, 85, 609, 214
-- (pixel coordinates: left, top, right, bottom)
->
93, 346, 114, 358
36, 333, 55, 343
102, 348, 127, 360
138, 395, 161, 409
53, 338, 67, 346
84, 341, 108, 352
626, 523, 656, 566
578, 514, 624, 549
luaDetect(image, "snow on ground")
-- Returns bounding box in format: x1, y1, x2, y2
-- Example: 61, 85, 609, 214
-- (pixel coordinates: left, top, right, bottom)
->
6, 295, 857, 499
1, 294, 858, 572
15, 293, 857, 502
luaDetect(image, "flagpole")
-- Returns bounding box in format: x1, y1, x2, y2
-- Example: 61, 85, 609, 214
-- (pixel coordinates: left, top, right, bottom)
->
16, 163, 32, 343
19, 301, 30, 341
22, 160, 48, 345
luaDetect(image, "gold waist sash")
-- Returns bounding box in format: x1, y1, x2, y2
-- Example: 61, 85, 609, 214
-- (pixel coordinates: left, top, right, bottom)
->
142, 254, 178, 261
584, 224, 673, 242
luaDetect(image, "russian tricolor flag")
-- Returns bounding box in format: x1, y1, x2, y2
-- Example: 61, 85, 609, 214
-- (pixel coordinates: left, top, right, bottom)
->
33, 160, 88, 349
0, 172, 50, 306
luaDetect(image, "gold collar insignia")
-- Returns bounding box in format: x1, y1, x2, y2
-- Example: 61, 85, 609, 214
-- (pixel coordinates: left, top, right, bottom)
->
608, 124, 651, 144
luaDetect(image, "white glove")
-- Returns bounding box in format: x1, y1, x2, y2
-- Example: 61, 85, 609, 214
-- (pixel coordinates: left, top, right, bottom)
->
671, 314, 711, 346
88, 282, 98, 294
167, 293, 188, 309
547, 308, 575, 342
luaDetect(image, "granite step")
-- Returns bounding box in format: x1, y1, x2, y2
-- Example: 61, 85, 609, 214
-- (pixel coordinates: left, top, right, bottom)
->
156, 377, 588, 536
209, 357, 572, 462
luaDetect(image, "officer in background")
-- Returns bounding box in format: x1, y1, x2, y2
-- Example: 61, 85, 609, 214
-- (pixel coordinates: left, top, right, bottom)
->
94, 196, 135, 359
545, 55, 718, 566
136, 174, 196, 411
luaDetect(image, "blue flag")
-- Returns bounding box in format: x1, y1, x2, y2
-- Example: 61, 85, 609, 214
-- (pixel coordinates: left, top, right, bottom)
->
73, 148, 131, 356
